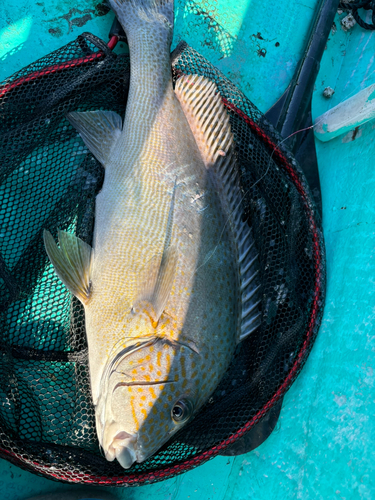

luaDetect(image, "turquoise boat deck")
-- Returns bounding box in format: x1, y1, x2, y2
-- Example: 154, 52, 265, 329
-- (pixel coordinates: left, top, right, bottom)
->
1, 0, 374, 498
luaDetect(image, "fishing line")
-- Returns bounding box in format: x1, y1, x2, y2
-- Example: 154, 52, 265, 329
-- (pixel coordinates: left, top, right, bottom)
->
196, 81, 366, 277
190, 97, 354, 278
184, 21, 375, 280
191, 120, 319, 279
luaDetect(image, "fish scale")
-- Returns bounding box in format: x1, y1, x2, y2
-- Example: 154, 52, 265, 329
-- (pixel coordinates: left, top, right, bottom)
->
43, 0, 260, 469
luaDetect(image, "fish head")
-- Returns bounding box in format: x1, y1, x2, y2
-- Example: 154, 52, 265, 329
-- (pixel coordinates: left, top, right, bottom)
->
97, 306, 204, 469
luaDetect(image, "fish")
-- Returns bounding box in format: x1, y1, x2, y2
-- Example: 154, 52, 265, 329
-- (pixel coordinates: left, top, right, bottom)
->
43, 0, 261, 469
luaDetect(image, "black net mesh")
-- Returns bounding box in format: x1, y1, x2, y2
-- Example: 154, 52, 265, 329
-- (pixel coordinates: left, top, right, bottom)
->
0, 34, 325, 485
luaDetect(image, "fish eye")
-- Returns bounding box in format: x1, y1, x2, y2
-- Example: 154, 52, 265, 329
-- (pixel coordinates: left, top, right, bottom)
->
171, 398, 194, 423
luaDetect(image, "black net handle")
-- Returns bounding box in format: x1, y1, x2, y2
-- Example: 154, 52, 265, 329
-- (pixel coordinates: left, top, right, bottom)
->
339, 0, 375, 29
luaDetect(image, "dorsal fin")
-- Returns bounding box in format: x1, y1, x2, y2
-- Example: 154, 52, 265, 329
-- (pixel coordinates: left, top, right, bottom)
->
175, 74, 262, 341
175, 74, 233, 167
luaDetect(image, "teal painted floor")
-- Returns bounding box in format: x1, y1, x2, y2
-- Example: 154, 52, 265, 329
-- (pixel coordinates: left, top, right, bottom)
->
1, 1, 375, 499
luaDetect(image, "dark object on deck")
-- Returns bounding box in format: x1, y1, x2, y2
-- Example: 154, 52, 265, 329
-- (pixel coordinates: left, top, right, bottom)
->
219, 399, 283, 456
224, 0, 338, 457
0, 33, 325, 485
265, 0, 340, 218
339, 0, 375, 30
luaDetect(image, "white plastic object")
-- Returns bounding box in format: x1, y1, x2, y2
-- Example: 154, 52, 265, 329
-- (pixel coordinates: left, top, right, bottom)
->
314, 83, 375, 142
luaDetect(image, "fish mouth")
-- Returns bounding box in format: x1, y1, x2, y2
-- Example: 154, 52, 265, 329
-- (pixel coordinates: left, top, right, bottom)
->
105, 431, 139, 469
105, 430, 163, 469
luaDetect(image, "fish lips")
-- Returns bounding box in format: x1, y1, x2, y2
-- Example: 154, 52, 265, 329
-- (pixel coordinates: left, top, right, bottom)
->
105, 431, 139, 469
105, 430, 160, 469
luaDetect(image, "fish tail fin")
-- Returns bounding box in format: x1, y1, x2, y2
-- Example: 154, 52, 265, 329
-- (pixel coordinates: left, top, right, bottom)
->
109, 0, 174, 38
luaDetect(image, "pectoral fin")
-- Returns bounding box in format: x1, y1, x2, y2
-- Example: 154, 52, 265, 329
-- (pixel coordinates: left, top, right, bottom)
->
134, 182, 178, 322
136, 245, 178, 322
67, 110, 122, 167
43, 230, 93, 305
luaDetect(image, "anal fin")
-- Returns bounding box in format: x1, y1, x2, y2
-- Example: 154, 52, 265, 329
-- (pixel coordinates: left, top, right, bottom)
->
67, 110, 122, 167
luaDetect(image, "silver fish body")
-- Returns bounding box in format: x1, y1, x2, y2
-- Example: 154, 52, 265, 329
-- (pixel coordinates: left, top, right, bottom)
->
44, 0, 260, 469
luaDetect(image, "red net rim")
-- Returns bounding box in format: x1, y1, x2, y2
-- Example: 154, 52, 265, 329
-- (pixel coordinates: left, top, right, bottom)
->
0, 94, 323, 485
0, 35, 119, 100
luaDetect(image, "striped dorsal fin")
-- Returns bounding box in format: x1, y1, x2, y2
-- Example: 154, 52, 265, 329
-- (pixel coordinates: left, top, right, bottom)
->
175, 74, 262, 341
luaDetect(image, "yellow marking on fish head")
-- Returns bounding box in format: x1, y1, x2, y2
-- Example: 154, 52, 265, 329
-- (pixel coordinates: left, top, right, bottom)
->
132, 300, 159, 329
99, 337, 205, 467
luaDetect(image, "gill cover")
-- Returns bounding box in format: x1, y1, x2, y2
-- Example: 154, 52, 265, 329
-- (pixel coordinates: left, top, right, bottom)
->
97, 331, 199, 468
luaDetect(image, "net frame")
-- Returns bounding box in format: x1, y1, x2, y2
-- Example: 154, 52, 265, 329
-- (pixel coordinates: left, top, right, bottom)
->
0, 34, 325, 486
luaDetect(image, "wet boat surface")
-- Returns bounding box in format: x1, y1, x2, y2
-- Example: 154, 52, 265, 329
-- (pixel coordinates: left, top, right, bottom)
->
0, 1, 374, 498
